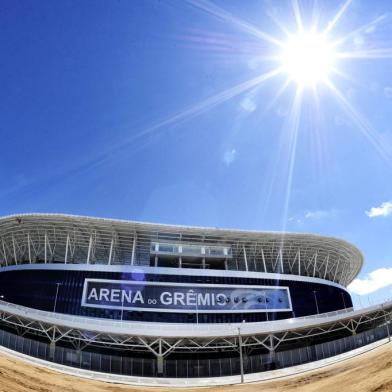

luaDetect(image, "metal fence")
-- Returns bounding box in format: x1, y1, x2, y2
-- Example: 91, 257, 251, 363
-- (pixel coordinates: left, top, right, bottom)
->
0, 322, 389, 378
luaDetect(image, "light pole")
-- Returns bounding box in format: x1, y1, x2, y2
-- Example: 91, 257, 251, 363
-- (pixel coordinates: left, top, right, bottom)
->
313, 290, 319, 315
53, 282, 61, 313
238, 327, 244, 383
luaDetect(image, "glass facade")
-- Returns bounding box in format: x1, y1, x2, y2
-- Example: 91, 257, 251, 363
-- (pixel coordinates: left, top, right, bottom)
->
0, 268, 352, 323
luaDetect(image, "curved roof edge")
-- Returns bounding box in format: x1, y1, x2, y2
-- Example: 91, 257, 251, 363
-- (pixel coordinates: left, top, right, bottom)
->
0, 212, 364, 282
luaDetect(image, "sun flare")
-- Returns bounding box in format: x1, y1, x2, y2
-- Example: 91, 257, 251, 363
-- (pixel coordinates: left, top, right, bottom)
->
280, 32, 336, 87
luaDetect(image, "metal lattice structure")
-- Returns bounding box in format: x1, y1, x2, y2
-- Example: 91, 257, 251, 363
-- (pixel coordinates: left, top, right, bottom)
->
0, 213, 389, 384
0, 214, 362, 286
0, 299, 390, 358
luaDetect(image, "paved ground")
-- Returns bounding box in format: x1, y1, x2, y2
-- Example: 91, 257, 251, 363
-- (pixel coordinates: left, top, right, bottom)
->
0, 342, 391, 392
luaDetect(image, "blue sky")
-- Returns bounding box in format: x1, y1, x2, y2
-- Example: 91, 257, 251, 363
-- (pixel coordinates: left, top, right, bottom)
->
1, 0, 392, 306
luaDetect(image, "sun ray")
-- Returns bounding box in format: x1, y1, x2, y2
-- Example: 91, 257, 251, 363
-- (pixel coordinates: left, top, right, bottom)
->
336, 48, 392, 59
325, 79, 392, 165
329, 66, 359, 85
310, 84, 328, 176
256, 86, 303, 261
291, 0, 304, 33
323, 0, 353, 36
263, 78, 292, 115
186, 0, 284, 47
331, 14, 388, 48
280, 86, 304, 233
268, 12, 292, 39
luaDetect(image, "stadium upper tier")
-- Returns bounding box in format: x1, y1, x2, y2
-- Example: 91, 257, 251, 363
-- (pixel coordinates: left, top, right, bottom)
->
0, 214, 362, 286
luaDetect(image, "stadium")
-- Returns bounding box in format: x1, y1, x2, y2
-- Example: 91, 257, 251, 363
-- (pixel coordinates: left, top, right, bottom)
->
0, 213, 390, 385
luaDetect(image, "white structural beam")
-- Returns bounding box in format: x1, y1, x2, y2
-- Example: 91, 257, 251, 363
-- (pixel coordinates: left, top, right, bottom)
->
86, 234, 93, 264
108, 236, 114, 265
261, 247, 267, 273
64, 233, 70, 264
44, 232, 48, 264
27, 233, 32, 264
0, 214, 363, 286
298, 250, 301, 275
324, 254, 330, 279
131, 231, 137, 266
1, 239, 8, 266
243, 246, 248, 272
279, 248, 284, 273
12, 235, 18, 265
313, 251, 318, 277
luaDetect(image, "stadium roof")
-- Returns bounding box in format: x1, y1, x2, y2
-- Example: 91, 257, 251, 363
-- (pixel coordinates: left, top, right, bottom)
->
0, 213, 363, 286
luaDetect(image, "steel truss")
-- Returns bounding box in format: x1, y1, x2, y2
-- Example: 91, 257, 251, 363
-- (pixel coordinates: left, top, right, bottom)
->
0, 301, 390, 361
0, 214, 362, 285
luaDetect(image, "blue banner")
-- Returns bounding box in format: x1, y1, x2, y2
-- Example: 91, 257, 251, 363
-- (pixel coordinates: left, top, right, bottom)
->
81, 279, 292, 313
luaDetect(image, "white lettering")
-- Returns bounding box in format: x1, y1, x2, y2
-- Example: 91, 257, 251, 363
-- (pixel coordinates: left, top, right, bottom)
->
121, 290, 132, 304
160, 292, 172, 305
87, 288, 98, 301
110, 289, 120, 302
174, 292, 185, 306
99, 288, 110, 302
186, 291, 196, 306
132, 290, 144, 304
197, 293, 210, 306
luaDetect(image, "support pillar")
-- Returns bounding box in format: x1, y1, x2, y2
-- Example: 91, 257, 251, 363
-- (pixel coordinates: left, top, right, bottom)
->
269, 335, 276, 370
157, 355, 164, 375
49, 341, 56, 360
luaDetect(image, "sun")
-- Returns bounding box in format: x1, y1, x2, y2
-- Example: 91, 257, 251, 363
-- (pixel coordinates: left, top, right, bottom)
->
280, 31, 336, 87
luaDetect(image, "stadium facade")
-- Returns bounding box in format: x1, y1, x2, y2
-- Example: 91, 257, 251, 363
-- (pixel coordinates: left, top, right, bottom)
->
0, 213, 390, 384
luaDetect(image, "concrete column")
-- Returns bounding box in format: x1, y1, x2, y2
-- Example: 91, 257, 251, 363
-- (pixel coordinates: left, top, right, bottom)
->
49, 341, 56, 360
157, 355, 164, 375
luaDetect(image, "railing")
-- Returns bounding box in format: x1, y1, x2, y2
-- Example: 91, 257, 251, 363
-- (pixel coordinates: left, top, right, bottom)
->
0, 298, 390, 338
0, 319, 389, 380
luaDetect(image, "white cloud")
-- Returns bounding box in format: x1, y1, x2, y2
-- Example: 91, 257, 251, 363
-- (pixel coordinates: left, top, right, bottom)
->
364, 25, 376, 34
223, 149, 236, 166
365, 200, 392, 218
288, 209, 337, 225
384, 87, 392, 99
348, 268, 392, 295
304, 209, 338, 220
353, 35, 365, 47
241, 97, 256, 112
